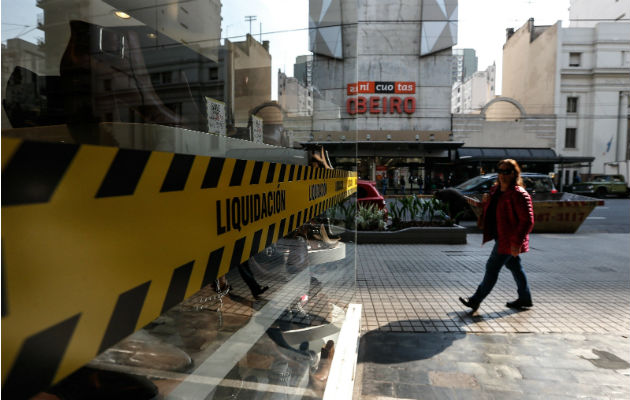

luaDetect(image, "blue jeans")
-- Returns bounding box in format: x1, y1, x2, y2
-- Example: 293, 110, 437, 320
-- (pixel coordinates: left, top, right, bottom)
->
470, 242, 532, 304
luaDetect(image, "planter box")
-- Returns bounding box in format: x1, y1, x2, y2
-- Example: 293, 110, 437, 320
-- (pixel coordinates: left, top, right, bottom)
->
465, 193, 604, 233
339, 225, 467, 244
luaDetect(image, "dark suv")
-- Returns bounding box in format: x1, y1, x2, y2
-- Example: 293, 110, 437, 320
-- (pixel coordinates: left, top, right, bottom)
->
455, 173, 558, 195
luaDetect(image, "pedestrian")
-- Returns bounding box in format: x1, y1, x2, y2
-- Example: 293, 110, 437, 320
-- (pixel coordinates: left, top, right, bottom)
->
399, 175, 405, 194
381, 176, 388, 194
459, 159, 535, 313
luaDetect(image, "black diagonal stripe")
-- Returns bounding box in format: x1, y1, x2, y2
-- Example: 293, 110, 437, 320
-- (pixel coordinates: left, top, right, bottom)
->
161, 261, 194, 314
278, 164, 287, 182
265, 223, 276, 248
296, 211, 302, 227
96, 149, 151, 198
296, 166, 303, 181
160, 154, 194, 192
229, 159, 247, 187
288, 165, 295, 181
202, 248, 224, 287
309, 167, 314, 180
303, 208, 309, 224
250, 229, 263, 258
2, 141, 79, 206
250, 161, 264, 185
202, 158, 225, 188
288, 214, 295, 233
230, 237, 246, 269
2, 314, 81, 400
277, 220, 285, 241
2, 243, 7, 317
303, 166, 309, 180
266, 163, 276, 183
99, 281, 151, 353
308, 206, 314, 221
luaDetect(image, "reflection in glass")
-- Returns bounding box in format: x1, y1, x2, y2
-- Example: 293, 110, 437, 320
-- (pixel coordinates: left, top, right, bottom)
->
3, 0, 358, 399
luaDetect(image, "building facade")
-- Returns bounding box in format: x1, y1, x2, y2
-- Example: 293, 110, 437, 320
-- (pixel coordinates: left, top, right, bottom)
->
308, 0, 460, 189
501, 17, 630, 185
451, 63, 496, 114
278, 70, 313, 117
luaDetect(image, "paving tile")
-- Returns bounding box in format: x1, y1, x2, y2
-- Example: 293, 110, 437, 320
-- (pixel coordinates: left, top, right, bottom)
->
361, 380, 394, 397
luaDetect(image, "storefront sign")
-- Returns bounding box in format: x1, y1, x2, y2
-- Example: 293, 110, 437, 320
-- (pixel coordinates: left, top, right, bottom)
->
346, 81, 416, 115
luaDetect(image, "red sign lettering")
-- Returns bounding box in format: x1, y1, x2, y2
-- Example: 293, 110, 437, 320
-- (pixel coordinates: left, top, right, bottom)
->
395, 81, 415, 94
390, 97, 402, 114
403, 97, 415, 114
369, 97, 380, 114
357, 81, 374, 94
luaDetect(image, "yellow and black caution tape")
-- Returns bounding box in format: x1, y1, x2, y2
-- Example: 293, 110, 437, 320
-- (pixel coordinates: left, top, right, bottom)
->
1, 137, 356, 398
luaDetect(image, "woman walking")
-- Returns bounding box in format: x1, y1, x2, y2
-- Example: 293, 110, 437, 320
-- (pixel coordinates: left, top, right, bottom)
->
459, 159, 535, 313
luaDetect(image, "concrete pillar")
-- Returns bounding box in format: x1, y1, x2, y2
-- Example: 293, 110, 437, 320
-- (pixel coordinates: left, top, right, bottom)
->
617, 91, 629, 161
370, 158, 376, 181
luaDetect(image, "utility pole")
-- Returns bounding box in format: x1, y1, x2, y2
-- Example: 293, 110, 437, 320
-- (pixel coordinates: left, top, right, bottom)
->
244, 15, 257, 36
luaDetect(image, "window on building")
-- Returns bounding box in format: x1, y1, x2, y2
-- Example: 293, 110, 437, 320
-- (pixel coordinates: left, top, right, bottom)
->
565, 128, 577, 148
567, 97, 578, 113
569, 52, 581, 67
161, 71, 172, 84
209, 67, 218, 80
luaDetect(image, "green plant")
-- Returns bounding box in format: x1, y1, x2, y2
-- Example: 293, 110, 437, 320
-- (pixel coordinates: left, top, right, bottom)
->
400, 196, 417, 220
425, 198, 451, 224
412, 196, 425, 221
388, 199, 403, 225
339, 200, 357, 229
325, 203, 341, 221
355, 203, 386, 231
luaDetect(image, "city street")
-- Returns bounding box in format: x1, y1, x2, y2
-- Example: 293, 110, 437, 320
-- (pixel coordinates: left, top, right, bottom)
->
353, 203, 630, 399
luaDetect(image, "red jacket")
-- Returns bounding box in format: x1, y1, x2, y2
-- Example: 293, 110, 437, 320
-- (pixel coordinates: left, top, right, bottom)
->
481, 185, 534, 255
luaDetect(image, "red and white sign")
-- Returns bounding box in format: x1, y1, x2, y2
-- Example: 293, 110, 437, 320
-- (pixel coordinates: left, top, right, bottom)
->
347, 81, 415, 95
346, 81, 416, 115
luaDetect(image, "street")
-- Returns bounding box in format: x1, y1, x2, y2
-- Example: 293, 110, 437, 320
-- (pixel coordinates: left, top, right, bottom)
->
353, 199, 630, 399
577, 198, 630, 233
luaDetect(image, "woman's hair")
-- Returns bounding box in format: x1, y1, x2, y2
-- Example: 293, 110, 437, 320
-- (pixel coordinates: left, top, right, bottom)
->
496, 159, 524, 188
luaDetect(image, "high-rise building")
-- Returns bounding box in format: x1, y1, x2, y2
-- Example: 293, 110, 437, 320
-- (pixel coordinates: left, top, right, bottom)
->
293, 54, 313, 88
451, 48, 478, 85
451, 63, 495, 114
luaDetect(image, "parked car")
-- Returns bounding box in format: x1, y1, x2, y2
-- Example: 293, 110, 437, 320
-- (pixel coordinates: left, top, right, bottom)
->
569, 175, 629, 198
454, 172, 558, 195
357, 180, 388, 218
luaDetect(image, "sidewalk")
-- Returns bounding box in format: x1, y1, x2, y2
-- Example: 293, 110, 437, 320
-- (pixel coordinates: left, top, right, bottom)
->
353, 233, 630, 399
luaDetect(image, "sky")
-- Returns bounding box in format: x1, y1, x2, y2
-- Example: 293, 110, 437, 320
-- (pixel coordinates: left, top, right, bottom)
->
1, 0, 570, 96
